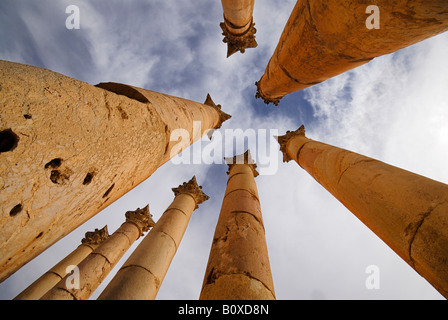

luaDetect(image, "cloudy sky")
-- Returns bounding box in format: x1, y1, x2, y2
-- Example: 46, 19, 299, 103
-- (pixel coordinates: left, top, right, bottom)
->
1, 0, 447, 300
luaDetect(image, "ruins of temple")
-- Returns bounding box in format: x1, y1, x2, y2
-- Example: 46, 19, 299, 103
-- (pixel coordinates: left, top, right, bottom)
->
2, 0, 448, 300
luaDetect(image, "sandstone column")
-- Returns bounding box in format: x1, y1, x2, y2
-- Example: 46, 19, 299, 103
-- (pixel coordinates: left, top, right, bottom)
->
41, 206, 155, 300
0, 60, 231, 282
256, 0, 448, 105
98, 176, 209, 300
200, 151, 275, 300
14, 226, 109, 300
220, 0, 257, 57
277, 125, 448, 298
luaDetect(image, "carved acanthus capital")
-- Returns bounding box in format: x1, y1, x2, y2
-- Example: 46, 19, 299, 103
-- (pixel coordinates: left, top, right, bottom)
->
276, 125, 306, 163
172, 176, 209, 209
220, 19, 258, 58
204, 94, 232, 130
225, 150, 259, 178
125, 205, 156, 235
81, 226, 109, 247
255, 80, 283, 106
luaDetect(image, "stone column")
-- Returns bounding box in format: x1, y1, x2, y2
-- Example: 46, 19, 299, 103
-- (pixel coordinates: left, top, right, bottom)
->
41, 206, 155, 300
220, 0, 257, 57
0, 60, 231, 282
200, 151, 275, 300
14, 226, 109, 300
256, 0, 448, 105
98, 176, 209, 300
277, 125, 448, 298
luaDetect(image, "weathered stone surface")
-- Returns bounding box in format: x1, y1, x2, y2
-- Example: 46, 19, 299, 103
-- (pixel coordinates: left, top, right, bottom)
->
277, 125, 448, 298
200, 154, 275, 300
256, 0, 448, 104
14, 226, 109, 300
0, 60, 230, 282
41, 207, 153, 300
98, 177, 208, 300
13, 226, 110, 300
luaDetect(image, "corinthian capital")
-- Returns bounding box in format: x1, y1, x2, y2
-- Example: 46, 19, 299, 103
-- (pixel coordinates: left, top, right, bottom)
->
204, 94, 232, 130
81, 226, 109, 247
125, 205, 156, 235
220, 20, 258, 58
172, 176, 209, 209
225, 150, 259, 177
275, 125, 306, 163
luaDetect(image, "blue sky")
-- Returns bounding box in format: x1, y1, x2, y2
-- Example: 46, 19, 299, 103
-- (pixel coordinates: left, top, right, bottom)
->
1, 0, 448, 300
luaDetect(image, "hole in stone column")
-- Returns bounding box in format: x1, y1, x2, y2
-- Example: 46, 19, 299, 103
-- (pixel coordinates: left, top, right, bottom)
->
35, 232, 43, 239
117, 106, 129, 120
45, 158, 63, 169
24, 114, 32, 119
0, 129, 19, 153
95, 82, 149, 103
83, 172, 95, 185
102, 183, 115, 198
50, 170, 70, 185
9, 204, 23, 217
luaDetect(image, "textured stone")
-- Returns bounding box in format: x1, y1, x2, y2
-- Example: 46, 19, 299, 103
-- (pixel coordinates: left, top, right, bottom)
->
0, 60, 230, 282
256, 0, 448, 104
98, 177, 208, 300
200, 153, 275, 300
13, 226, 108, 300
277, 125, 448, 298
42, 207, 153, 300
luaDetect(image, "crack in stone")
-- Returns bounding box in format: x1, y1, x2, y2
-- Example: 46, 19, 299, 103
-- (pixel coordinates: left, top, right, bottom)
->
120, 264, 161, 288
407, 204, 441, 267
337, 159, 376, 185
204, 270, 275, 299
231, 210, 264, 232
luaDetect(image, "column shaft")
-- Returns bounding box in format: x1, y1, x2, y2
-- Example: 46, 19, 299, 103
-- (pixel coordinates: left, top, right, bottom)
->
0, 60, 230, 282
256, 0, 448, 105
221, 0, 257, 57
200, 152, 275, 300
41, 207, 154, 300
98, 177, 208, 300
278, 126, 448, 298
14, 227, 109, 300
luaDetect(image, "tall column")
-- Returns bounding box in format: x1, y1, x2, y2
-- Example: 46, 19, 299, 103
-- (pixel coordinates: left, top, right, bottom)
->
277, 125, 448, 298
14, 226, 109, 300
41, 206, 155, 300
200, 151, 275, 300
220, 0, 257, 58
0, 60, 231, 282
256, 0, 448, 105
98, 176, 209, 300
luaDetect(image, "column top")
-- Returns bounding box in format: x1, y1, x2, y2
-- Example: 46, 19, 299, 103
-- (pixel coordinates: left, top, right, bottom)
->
276, 125, 307, 163
255, 80, 283, 106
81, 226, 110, 247
204, 94, 232, 130
220, 20, 258, 58
225, 150, 259, 177
125, 205, 156, 236
172, 176, 210, 209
